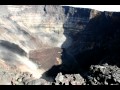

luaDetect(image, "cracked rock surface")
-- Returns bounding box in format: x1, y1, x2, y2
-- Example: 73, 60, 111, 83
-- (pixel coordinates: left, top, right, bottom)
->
87, 64, 120, 85
54, 72, 85, 85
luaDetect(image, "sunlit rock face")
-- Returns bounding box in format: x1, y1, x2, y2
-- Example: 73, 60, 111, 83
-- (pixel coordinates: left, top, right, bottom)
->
0, 5, 92, 78
0, 5, 66, 51
0, 5, 71, 78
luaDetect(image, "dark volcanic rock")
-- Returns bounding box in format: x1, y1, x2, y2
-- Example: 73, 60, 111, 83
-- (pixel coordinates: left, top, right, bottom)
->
87, 64, 120, 85
55, 72, 85, 85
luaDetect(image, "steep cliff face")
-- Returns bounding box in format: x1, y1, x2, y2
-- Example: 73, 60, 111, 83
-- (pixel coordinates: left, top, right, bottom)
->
0, 5, 120, 80
0, 5, 66, 78
0, 5, 91, 78
68, 11, 120, 71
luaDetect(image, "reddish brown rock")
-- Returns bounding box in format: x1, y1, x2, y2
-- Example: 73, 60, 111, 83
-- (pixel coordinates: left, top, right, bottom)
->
29, 47, 62, 71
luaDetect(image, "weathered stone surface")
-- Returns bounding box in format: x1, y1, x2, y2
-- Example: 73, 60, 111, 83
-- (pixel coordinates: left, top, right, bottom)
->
55, 72, 85, 85
87, 64, 120, 85
0, 5, 91, 79
0, 5, 120, 85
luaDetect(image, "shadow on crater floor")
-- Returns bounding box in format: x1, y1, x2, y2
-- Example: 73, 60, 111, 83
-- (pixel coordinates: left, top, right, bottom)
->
41, 10, 120, 81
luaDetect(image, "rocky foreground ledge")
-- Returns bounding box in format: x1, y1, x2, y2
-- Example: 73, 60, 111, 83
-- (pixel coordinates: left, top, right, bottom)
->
0, 64, 120, 85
